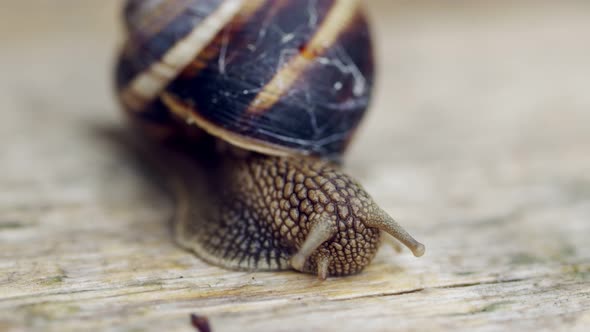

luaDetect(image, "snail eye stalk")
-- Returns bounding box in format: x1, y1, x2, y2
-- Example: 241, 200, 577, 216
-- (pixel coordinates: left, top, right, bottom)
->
365, 206, 425, 257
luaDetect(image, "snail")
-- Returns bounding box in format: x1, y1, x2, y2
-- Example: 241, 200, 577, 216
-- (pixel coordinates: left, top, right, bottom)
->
115, 0, 425, 279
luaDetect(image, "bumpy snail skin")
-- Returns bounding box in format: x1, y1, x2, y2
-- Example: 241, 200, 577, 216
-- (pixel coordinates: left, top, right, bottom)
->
172, 151, 424, 279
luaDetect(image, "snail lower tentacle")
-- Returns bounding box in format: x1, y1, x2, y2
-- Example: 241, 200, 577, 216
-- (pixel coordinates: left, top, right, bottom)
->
165, 145, 424, 279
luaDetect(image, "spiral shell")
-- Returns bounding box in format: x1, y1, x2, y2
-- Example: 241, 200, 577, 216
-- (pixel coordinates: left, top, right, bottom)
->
116, 0, 374, 157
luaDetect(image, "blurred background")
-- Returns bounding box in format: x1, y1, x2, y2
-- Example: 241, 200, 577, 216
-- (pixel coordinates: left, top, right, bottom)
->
1, 1, 589, 331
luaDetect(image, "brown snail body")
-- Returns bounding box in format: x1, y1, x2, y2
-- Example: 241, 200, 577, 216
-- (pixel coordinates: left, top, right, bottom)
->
115, 0, 424, 279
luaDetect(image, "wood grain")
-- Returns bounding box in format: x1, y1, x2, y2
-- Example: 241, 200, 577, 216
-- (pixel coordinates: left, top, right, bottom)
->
1, 1, 589, 331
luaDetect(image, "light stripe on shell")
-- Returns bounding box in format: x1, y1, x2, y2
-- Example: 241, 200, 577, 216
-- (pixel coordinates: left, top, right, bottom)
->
119, 0, 254, 112
161, 92, 300, 157
246, 0, 360, 115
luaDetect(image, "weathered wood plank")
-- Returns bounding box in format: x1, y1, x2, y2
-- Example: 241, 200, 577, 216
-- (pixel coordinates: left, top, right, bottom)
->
1, 1, 589, 331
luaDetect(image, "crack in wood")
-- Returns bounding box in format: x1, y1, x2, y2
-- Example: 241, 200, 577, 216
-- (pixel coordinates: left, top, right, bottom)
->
331, 277, 528, 302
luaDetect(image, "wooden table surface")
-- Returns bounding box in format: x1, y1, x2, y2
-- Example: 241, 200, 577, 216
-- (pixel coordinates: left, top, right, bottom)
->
1, 1, 589, 331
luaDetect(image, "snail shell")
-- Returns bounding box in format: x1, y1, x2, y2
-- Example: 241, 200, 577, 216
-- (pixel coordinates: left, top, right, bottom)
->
115, 0, 424, 279
116, 0, 373, 157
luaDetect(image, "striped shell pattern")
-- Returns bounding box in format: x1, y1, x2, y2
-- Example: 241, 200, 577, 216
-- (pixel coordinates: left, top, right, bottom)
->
116, 0, 374, 157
